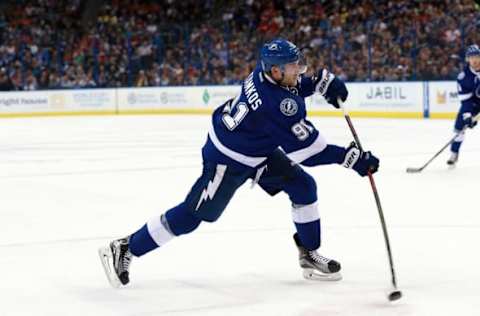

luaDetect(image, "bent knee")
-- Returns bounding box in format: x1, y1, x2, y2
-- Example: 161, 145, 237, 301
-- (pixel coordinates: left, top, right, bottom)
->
165, 203, 202, 235
285, 170, 317, 204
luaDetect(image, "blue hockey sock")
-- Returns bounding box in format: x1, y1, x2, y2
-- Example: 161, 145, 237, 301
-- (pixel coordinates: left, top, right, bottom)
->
294, 219, 321, 250
291, 201, 321, 250
129, 223, 159, 257
451, 141, 462, 153
128, 203, 202, 257
129, 213, 177, 256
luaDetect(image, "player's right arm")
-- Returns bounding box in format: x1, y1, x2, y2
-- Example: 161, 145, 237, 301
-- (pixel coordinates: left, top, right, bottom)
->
300, 142, 379, 177
265, 95, 378, 177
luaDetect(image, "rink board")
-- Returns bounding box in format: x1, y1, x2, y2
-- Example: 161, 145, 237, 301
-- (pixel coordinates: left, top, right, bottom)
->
0, 81, 458, 119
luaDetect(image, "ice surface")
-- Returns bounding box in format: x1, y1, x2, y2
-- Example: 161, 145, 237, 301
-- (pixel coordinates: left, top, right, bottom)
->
0, 115, 479, 316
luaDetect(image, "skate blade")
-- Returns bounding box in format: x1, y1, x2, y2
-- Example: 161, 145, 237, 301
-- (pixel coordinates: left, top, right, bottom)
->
302, 269, 342, 281
98, 246, 122, 288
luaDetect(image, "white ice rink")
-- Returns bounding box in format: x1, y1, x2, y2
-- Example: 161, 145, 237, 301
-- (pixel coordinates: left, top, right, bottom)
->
1, 114, 479, 316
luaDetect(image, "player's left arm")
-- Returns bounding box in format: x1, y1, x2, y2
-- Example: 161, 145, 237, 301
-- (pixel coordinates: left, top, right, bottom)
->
457, 73, 478, 128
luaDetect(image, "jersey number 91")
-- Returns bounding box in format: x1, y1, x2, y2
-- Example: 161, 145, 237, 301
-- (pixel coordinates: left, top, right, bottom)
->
291, 119, 314, 141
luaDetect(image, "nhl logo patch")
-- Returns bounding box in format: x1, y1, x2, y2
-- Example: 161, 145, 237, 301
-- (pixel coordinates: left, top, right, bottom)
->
280, 98, 298, 116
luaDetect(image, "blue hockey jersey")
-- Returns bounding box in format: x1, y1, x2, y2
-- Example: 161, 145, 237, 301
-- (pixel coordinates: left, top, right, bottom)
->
202, 66, 330, 169
457, 66, 480, 111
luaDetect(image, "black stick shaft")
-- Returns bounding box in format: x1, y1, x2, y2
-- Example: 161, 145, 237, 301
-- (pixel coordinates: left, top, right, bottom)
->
366, 172, 398, 288
414, 133, 460, 171
341, 105, 399, 289
411, 113, 479, 172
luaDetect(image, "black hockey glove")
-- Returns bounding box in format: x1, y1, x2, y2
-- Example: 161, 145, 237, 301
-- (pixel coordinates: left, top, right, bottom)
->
314, 69, 348, 108
462, 112, 478, 129
342, 142, 379, 177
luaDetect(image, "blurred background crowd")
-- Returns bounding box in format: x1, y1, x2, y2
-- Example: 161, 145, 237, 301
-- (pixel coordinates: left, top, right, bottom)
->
0, 0, 479, 91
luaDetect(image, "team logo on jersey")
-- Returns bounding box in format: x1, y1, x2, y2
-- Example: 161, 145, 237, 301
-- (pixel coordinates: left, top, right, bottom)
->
458, 71, 465, 80
280, 98, 298, 116
268, 43, 279, 51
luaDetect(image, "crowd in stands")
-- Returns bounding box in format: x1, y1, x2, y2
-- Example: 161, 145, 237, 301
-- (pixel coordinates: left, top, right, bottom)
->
0, 0, 479, 91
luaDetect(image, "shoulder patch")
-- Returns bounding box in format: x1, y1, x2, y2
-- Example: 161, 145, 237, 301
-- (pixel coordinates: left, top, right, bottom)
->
458, 71, 465, 80
280, 98, 298, 116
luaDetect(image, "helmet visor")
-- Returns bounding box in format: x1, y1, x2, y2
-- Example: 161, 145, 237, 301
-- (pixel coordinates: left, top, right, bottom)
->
297, 53, 308, 74
283, 53, 307, 75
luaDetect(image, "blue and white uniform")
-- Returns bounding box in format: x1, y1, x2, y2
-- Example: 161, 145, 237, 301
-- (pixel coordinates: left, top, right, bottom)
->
451, 65, 480, 153
125, 39, 376, 258
126, 65, 350, 257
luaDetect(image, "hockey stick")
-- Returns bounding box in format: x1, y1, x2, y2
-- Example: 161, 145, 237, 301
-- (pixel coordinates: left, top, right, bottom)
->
337, 100, 402, 302
406, 114, 480, 173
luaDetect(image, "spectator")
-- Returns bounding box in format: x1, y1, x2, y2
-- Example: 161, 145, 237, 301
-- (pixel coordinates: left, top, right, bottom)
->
135, 70, 148, 87
0, 0, 479, 88
0, 68, 14, 91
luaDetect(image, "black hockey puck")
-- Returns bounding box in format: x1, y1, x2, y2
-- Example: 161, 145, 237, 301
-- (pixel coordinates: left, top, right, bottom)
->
388, 290, 402, 301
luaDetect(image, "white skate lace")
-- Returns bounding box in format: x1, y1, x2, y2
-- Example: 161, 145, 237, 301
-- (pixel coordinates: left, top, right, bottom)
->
308, 251, 330, 265
113, 239, 132, 273
120, 250, 132, 272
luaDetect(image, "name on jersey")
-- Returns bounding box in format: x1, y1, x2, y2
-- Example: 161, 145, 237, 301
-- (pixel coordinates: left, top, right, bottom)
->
244, 73, 263, 110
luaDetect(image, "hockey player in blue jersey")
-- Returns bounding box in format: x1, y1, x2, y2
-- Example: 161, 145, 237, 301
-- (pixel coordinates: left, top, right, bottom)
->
99, 38, 380, 287
447, 44, 480, 165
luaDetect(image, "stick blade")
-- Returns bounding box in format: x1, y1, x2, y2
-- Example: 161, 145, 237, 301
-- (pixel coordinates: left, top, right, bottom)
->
388, 290, 403, 301
406, 167, 422, 173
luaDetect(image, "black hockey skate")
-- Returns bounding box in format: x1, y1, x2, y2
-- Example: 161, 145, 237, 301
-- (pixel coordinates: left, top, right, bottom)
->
98, 237, 132, 288
293, 233, 342, 281
447, 152, 458, 166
